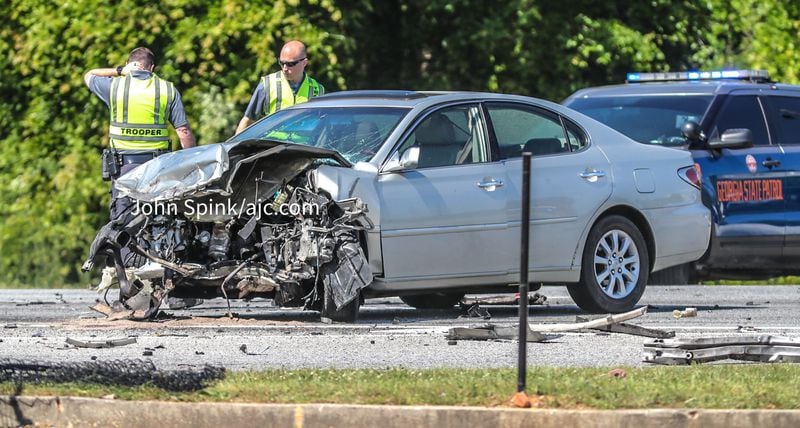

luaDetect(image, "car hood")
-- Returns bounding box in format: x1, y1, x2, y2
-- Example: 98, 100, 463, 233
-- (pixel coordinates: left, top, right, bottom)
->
115, 140, 351, 202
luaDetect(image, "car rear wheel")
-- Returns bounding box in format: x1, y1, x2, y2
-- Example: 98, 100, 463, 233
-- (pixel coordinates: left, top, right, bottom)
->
568, 215, 649, 313
400, 292, 464, 309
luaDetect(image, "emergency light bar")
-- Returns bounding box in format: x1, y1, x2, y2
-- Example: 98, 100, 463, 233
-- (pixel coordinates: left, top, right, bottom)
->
626, 69, 770, 83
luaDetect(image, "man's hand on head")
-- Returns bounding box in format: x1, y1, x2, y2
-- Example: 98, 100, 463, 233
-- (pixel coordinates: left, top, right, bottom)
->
121, 62, 140, 76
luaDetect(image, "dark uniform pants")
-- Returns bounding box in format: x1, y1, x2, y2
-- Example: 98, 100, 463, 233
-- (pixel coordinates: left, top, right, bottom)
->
109, 152, 162, 221
109, 151, 162, 265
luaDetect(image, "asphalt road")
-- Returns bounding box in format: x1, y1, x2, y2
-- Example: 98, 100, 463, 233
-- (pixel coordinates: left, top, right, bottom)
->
0, 286, 797, 370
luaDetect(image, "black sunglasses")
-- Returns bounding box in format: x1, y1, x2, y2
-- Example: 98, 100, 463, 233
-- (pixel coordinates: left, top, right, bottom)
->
279, 58, 306, 68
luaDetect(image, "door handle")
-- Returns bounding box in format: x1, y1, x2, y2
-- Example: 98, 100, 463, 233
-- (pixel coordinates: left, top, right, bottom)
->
477, 178, 504, 190
762, 158, 781, 168
579, 169, 606, 181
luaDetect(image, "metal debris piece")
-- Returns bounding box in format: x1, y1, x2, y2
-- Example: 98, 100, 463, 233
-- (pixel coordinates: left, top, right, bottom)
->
154, 332, 189, 337
672, 307, 698, 319
529, 306, 648, 333
90, 302, 135, 321
15, 301, 56, 306
643, 335, 800, 365
239, 344, 269, 355
459, 303, 491, 319
575, 315, 675, 338
461, 293, 547, 306
446, 324, 547, 342
66, 337, 137, 349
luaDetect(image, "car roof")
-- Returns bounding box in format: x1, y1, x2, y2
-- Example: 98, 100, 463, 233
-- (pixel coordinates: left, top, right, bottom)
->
567, 80, 800, 100
302, 90, 560, 109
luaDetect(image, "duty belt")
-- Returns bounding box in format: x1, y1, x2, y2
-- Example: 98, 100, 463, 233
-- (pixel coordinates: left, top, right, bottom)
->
117, 149, 168, 165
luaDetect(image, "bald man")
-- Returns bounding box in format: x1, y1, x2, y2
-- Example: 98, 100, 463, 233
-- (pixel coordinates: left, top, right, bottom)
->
235, 40, 325, 134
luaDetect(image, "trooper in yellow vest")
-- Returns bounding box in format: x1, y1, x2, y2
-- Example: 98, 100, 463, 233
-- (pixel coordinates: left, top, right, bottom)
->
235, 40, 325, 135
84, 47, 196, 221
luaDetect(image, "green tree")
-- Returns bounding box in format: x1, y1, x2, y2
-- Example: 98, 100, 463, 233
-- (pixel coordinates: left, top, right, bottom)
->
0, 0, 349, 286
2, 0, 799, 287
694, 0, 800, 83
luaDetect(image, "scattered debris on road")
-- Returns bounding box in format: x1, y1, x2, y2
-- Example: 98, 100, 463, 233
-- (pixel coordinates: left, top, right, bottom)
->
66, 337, 137, 349
575, 315, 674, 338
239, 344, 270, 355
672, 307, 698, 319
529, 306, 648, 333
446, 324, 547, 342
458, 303, 492, 320
15, 301, 57, 306
460, 293, 547, 307
643, 335, 800, 365
446, 307, 649, 341
90, 302, 142, 321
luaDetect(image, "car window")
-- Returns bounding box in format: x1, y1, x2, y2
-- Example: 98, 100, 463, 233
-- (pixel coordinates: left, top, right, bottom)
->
564, 120, 588, 151
710, 95, 770, 145
231, 107, 408, 164
395, 104, 489, 168
566, 95, 712, 146
765, 96, 800, 145
485, 103, 571, 158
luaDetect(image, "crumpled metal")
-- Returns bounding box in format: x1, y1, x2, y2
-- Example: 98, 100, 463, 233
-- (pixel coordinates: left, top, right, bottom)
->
115, 143, 231, 202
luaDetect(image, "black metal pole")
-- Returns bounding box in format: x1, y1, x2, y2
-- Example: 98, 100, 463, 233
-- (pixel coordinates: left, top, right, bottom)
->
517, 152, 532, 393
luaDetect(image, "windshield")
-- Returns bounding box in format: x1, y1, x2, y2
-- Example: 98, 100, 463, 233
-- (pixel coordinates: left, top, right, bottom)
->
567, 95, 713, 146
231, 107, 409, 163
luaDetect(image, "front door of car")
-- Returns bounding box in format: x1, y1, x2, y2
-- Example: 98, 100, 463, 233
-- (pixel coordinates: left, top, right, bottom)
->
695, 94, 785, 262
376, 104, 512, 280
484, 102, 613, 277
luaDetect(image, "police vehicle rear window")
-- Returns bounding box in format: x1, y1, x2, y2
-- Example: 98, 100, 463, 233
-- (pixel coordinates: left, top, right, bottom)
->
568, 95, 713, 146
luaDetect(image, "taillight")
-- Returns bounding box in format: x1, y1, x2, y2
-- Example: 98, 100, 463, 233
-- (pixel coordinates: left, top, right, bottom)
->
678, 163, 702, 189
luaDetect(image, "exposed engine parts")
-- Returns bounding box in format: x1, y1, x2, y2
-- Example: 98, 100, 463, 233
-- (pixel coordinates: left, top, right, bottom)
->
84, 166, 373, 322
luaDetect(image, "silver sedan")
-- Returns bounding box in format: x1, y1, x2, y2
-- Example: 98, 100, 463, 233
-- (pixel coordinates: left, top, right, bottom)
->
84, 91, 710, 321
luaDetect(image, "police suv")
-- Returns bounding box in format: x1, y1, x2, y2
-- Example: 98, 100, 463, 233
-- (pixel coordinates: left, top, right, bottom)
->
564, 70, 800, 284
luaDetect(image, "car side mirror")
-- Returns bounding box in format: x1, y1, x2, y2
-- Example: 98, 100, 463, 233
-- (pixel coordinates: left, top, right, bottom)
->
681, 121, 703, 142
708, 128, 754, 150
383, 146, 419, 172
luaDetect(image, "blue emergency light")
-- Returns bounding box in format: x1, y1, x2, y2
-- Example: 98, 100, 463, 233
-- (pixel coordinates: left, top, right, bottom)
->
625, 69, 770, 83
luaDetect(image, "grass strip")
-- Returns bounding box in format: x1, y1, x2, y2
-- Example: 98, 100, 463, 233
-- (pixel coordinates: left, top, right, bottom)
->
2, 365, 799, 409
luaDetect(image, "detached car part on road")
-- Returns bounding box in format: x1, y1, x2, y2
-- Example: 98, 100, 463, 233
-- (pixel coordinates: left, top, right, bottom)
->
83, 90, 710, 321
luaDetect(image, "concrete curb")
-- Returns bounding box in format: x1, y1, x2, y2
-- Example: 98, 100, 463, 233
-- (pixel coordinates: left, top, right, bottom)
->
2, 396, 800, 428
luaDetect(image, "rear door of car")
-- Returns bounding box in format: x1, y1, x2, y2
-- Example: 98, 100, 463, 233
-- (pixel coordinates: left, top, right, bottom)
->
484, 102, 613, 278
376, 103, 512, 280
762, 93, 800, 258
694, 92, 785, 263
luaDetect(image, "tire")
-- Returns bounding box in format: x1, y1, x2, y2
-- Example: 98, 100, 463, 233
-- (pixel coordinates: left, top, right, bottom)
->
321, 285, 361, 323
649, 263, 694, 285
400, 292, 464, 309
568, 215, 649, 313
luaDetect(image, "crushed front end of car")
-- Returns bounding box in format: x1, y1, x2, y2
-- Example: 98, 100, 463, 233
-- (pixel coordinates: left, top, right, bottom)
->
82, 140, 373, 322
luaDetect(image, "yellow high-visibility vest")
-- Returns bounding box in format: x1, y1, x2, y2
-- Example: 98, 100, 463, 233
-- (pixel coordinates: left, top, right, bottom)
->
109, 74, 173, 150
263, 71, 324, 115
